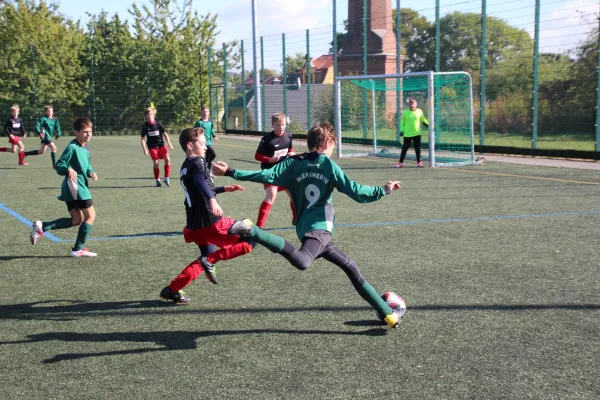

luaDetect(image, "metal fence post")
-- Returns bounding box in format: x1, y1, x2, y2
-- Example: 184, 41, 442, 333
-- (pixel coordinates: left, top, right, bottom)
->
283, 33, 288, 117
241, 40, 247, 130
362, 0, 368, 139
480, 0, 487, 146
223, 43, 228, 131
532, 0, 541, 152
306, 29, 311, 129
260, 36, 266, 131
208, 47, 214, 121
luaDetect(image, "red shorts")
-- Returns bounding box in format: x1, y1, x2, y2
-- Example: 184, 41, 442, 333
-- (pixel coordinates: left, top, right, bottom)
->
8, 135, 20, 146
149, 146, 168, 161
263, 184, 286, 192
183, 217, 241, 248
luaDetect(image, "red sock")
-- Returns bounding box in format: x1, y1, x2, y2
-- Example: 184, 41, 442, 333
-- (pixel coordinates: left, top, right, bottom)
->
18, 152, 25, 163
290, 201, 297, 224
256, 201, 272, 228
169, 260, 204, 293
153, 167, 160, 180
164, 165, 171, 178
0, 148, 7, 152
207, 242, 253, 264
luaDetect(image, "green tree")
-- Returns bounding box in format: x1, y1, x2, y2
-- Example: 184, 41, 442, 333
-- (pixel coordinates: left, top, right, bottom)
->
283, 53, 306, 75
85, 12, 148, 133
127, 0, 236, 126
0, 0, 87, 124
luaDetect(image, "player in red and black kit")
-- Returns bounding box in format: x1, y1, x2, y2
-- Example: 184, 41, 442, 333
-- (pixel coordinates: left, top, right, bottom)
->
1, 105, 29, 165
253, 112, 297, 228
140, 107, 174, 187
159, 127, 253, 304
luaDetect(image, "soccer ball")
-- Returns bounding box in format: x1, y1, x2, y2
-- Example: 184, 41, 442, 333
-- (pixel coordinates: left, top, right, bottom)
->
381, 291, 407, 313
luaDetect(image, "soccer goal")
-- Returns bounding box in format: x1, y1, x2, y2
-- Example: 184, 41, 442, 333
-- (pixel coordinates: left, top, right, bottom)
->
334, 71, 483, 167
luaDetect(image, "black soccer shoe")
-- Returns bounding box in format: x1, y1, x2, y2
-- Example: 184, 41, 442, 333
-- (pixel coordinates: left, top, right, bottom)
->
160, 286, 191, 304
200, 256, 218, 284
228, 218, 253, 238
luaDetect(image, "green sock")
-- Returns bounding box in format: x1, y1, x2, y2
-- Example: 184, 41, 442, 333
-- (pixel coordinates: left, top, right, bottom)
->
42, 218, 73, 231
73, 222, 93, 251
358, 281, 393, 318
249, 226, 285, 253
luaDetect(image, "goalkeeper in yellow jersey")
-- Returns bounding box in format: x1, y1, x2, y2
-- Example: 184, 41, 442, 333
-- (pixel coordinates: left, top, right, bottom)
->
395, 98, 429, 168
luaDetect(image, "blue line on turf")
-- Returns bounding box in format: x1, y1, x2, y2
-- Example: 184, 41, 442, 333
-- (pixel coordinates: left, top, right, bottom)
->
74, 209, 600, 241
0, 201, 62, 242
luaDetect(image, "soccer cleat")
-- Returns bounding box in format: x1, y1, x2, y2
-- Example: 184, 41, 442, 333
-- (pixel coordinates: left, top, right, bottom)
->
155, 179, 162, 187
30, 220, 44, 245
199, 256, 218, 284
160, 286, 192, 304
70, 248, 98, 257
394, 162, 403, 168
384, 310, 405, 328
163, 177, 171, 187
228, 218, 254, 238
417, 161, 424, 168
19, 161, 29, 166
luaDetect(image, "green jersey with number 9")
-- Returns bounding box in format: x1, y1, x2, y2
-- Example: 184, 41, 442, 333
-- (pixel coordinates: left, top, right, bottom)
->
229, 152, 388, 240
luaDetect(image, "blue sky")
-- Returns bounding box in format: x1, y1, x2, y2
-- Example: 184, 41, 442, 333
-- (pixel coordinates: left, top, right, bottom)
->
57, 0, 598, 61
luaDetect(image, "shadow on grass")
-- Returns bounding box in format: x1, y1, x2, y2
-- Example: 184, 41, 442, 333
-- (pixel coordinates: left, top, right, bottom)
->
1, 300, 598, 323
0, 327, 387, 363
0, 255, 72, 260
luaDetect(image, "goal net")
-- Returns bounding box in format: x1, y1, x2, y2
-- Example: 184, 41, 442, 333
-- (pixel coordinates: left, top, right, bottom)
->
335, 71, 482, 167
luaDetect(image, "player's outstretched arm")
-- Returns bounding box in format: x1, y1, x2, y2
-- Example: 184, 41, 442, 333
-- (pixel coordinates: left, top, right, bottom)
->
212, 161, 229, 176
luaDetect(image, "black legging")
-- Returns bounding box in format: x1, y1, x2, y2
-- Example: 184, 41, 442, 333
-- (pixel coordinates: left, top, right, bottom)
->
399, 135, 422, 163
281, 235, 365, 290
206, 145, 216, 166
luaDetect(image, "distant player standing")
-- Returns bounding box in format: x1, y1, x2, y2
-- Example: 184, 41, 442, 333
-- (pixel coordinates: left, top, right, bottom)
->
34, 105, 62, 168
193, 105, 218, 166
396, 98, 429, 168
30, 118, 99, 257
213, 122, 405, 328
253, 112, 296, 228
140, 107, 174, 187
1, 105, 28, 165
159, 127, 252, 304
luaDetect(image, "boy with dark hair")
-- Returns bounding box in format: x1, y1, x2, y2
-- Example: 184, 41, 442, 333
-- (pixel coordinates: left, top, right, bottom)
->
159, 127, 251, 304
30, 117, 98, 257
33, 105, 62, 167
212, 122, 405, 328
253, 112, 296, 228
140, 107, 174, 187
1, 105, 28, 165
193, 105, 218, 166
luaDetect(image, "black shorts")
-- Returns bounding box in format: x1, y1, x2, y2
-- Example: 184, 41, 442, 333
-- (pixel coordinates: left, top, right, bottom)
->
66, 199, 94, 211
41, 139, 53, 145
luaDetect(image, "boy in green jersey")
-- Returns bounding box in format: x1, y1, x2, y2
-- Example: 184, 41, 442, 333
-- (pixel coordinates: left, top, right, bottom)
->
30, 117, 99, 257
193, 105, 218, 166
396, 98, 429, 168
32, 105, 62, 168
212, 122, 405, 328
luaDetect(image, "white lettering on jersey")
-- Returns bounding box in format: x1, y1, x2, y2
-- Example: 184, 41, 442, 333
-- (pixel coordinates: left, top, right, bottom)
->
12, 123, 21, 128
296, 172, 329, 184
273, 149, 289, 158
148, 130, 160, 136
274, 144, 280, 147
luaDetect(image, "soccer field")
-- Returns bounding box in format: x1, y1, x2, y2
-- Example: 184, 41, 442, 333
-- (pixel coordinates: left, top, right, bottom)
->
1, 135, 599, 399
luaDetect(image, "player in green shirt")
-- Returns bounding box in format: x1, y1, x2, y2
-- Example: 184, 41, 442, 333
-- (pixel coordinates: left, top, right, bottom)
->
34, 105, 63, 168
396, 98, 429, 168
30, 117, 99, 257
193, 105, 218, 166
213, 122, 405, 328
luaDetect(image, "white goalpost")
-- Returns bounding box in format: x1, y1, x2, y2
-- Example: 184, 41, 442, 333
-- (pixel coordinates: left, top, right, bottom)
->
334, 71, 485, 167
